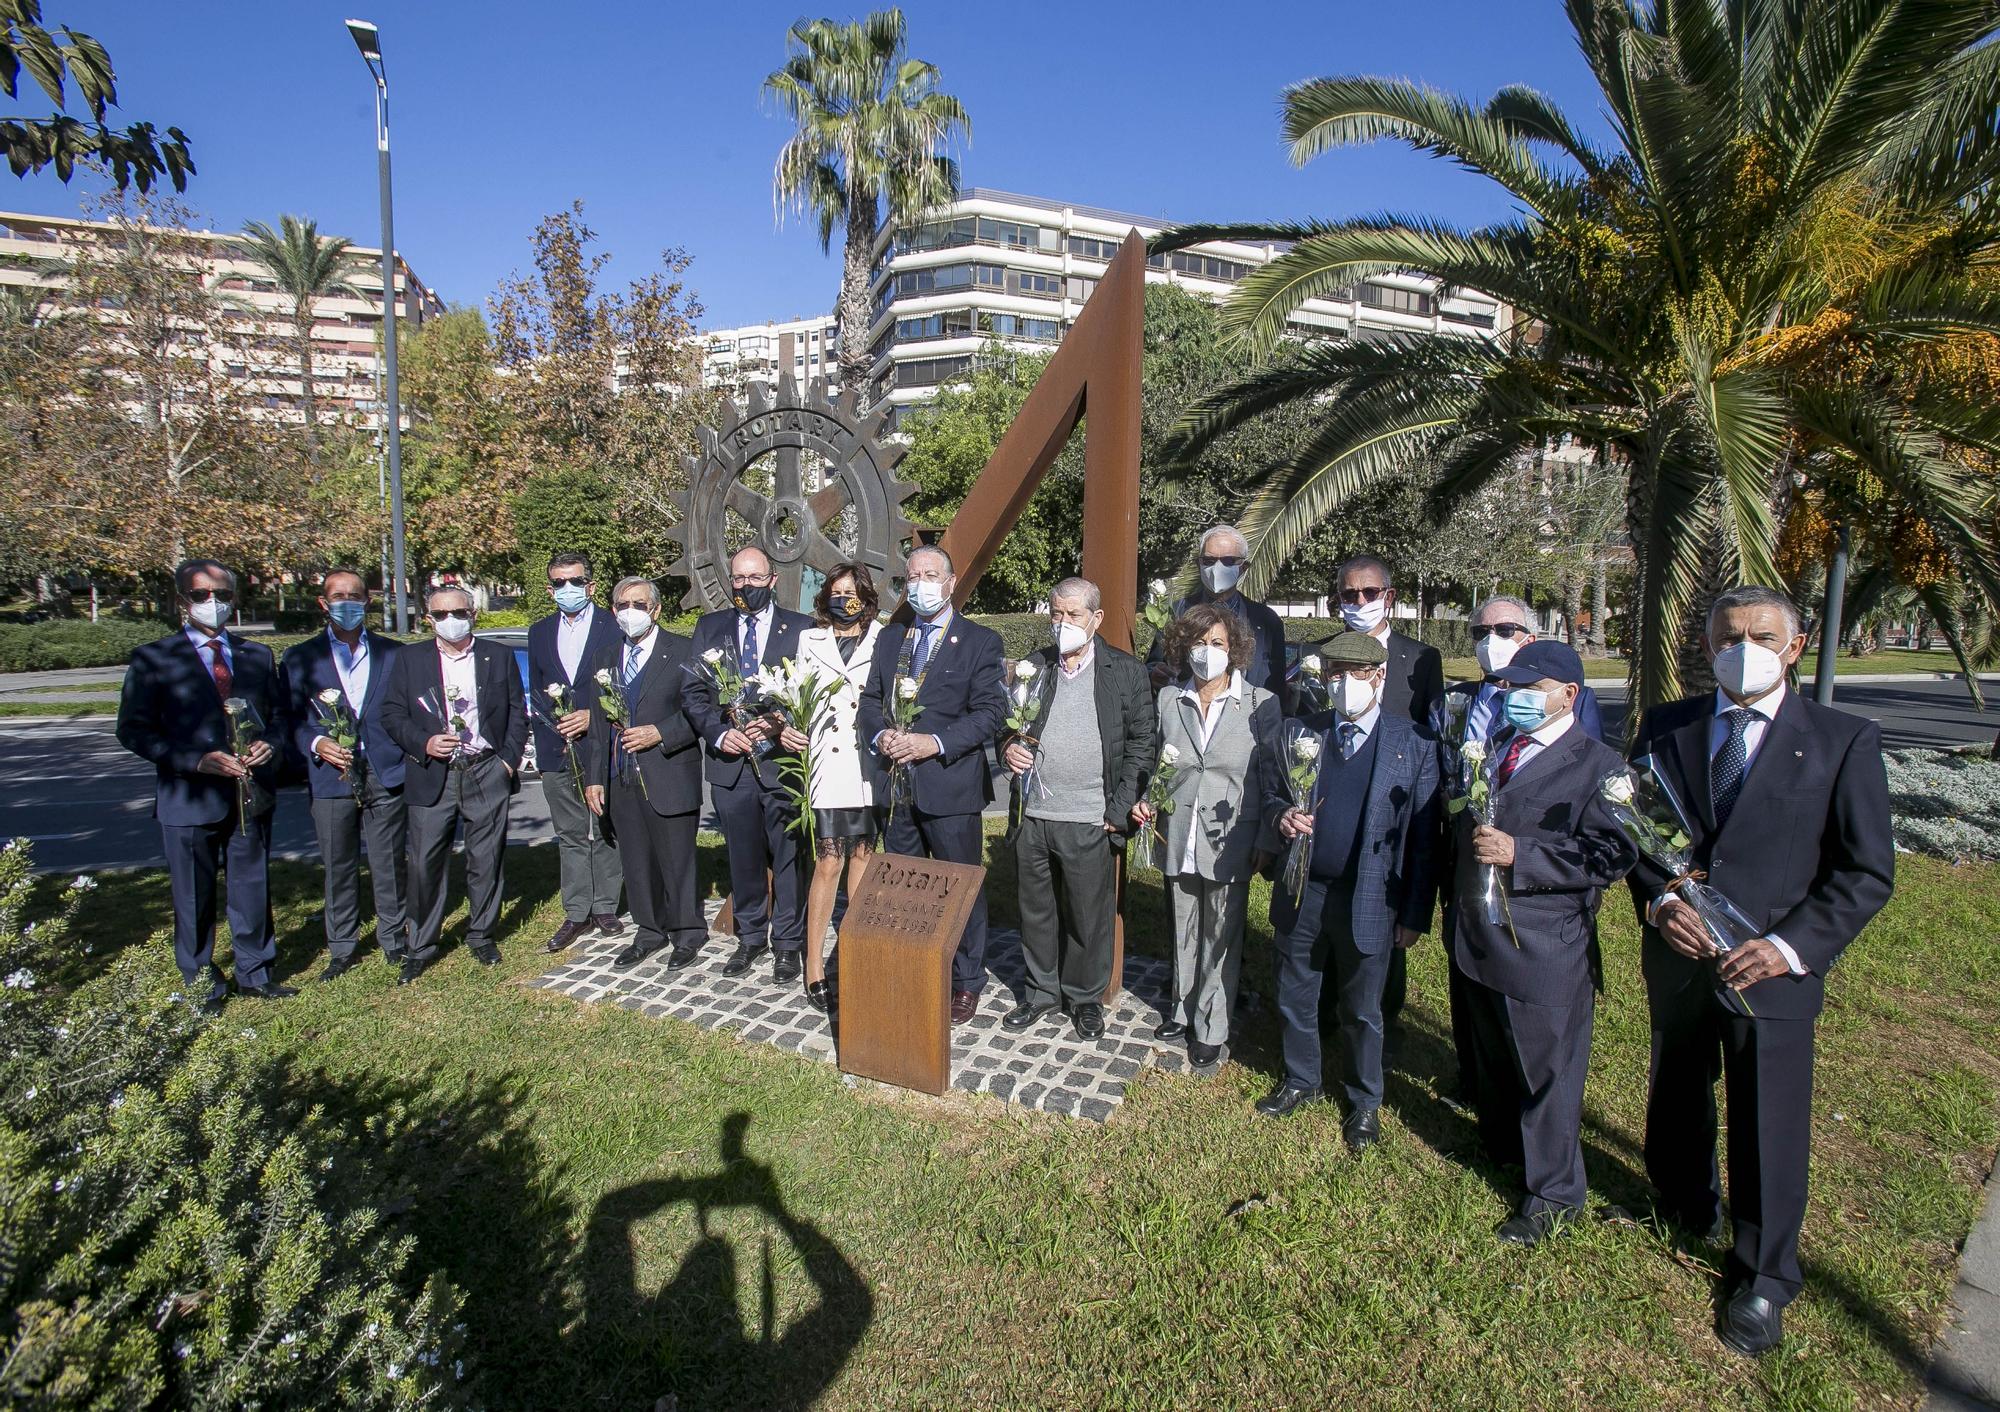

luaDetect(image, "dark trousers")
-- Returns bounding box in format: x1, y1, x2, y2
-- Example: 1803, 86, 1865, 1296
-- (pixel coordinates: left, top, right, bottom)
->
884, 806, 990, 994
1461, 962, 1595, 1215
545, 751, 623, 922
309, 769, 408, 960
161, 804, 276, 994
1439, 903, 1483, 1105
1644, 981, 1816, 1306
405, 753, 510, 964
1015, 815, 1118, 1010
608, 783, 700, 953
1382, 944, 1407, 1028
711, 774, 803, 952
1284, 876, 1391, 1108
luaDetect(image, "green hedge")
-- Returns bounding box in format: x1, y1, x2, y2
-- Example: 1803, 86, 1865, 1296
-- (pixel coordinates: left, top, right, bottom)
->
0, 620, 163, 672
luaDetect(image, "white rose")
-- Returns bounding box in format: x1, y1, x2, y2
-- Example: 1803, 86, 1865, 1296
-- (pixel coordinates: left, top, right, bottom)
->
1601, 773, 1636, 805
544, 683, 564, 700
594, 668, 614, 687
702, 647, 724, 664
1160, 743, 1181, 766
1293, 736, 1321, 762
897, 677, 919, 700
1460, 739, 1488, 764
222, 697, 246, 716
1148, 578, 1168, 598
1014, 659, 1038, 681
1299, 655, 1322, 676
317, 688, 342, 705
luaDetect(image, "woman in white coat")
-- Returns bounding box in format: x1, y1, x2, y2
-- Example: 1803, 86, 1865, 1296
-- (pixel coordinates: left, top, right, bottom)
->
776, 562, 886, 1011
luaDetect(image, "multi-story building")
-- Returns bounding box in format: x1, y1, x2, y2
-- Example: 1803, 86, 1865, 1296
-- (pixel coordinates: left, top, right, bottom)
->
694, 313, 840, 396
0, 209, 444, 428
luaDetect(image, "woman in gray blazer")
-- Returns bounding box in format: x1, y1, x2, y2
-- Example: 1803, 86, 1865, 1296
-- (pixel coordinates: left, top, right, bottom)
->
1131, 603, 1282, 1069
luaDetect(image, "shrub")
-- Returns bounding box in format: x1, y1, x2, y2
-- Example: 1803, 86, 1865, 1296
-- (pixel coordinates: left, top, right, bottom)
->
470, 607, 535, 628
0, 619, 164, 671
0, 841, 467, 1408
1884, 749, 2000, 862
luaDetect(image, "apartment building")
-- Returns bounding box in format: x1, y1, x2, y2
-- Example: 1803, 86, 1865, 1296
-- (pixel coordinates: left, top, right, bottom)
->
697, 313, 840, 395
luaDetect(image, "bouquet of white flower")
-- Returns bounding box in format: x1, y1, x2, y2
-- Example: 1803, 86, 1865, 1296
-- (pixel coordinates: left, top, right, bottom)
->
1132, 741, 1181, 872
1002, 659, 1050, 811
756, 657, 845, 857
1445, 736, 1516, 940
312, 687, 358, 786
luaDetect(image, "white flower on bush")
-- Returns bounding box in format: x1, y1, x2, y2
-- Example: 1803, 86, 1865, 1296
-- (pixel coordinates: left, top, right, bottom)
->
1292, 736, 1321, 763
4, 968, 33, 989
1601, 773, 1636, 806
69, 874, 96, 891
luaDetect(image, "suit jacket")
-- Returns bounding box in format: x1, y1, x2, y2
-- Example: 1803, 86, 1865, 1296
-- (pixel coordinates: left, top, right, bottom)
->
1144, 591, 1289, 702
1004, 637, 1158, 837
583, 629, 702, 816
280, 628, 407, 797
1151, 676, 1282, 882
1626, 690, 1895, 1021
527, 604, 623, 767
1379, 627, 1445, 725
1265, 710, 1441, 952
117, 629, 287, 827
795, 623, 888, 810
378, 637, 528, 809
682, 606, 814, 789
855, 612, 1008, 817
1451, 722, 1635, 1003
1429, 678, 1606, 881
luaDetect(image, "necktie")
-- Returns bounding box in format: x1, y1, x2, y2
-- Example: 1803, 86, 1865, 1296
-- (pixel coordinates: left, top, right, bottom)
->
1711, 707, 1756, 827
737, 616, 759, 676
912, 621, 936, 677
1496, 730, 1532, 787
1337, 720, 1360, 760
623, 641, 642, 687
205, 639, 232, 700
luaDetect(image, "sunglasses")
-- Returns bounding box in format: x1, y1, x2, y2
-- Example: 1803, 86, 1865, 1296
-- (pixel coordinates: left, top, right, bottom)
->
1338, 585, 1387, 604
1198, 554, 1245, 568
548, 575, 589, 589
185, 588, 234, 604
432, 609, 473, 622
1471, 623, 1530, 641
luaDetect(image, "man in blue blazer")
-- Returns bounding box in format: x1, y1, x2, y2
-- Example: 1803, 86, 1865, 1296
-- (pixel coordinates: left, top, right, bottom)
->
855, 545, 1008, 1023
1261, 630, 1440, 1153
116, 559, 291, 1012
280, 568, 407, 980
528, 550, 627, 954
682, 544, 814, 980
1629, 585, 1893, 1357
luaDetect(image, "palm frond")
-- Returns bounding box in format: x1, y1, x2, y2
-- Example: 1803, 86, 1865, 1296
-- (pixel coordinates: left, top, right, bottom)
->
1629, 429, 1719, 716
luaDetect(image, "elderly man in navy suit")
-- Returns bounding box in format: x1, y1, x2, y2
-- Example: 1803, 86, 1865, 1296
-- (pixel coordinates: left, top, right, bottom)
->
683, 544, 814, 981
528, 549, 627, 954
280, 567, 407, 980
1261, 630, 1440, 1153
855, 545, 1008, 1023
1629, 585, 1893, 1357
117, 558, 292, 1013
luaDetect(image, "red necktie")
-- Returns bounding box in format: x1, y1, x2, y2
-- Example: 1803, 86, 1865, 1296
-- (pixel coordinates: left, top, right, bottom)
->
206, 639, 233, 700
1495, 731, 1531, 787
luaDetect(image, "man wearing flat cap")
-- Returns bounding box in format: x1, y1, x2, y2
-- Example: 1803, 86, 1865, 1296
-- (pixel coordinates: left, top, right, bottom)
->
1451, 639, 1635, 1246
1260, 630, 1440, 1153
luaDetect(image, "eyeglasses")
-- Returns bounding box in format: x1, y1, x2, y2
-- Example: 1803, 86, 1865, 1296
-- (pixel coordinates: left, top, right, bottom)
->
611, 599, 651, 612
1471, 623, 1530, 641
729, 575, 774, 587
185, 588, 234, 604
1337, 585, 1387, 605
548, 575, 589, 589
1198, 554, 1245, 568
432, 609, 473, 622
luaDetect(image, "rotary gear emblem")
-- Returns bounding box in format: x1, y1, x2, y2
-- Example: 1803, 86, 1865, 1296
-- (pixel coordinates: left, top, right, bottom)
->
667, 374, 918, 613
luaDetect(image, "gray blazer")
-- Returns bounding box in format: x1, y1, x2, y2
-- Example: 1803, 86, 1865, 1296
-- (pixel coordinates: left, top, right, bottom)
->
1151, 677, 1283, 883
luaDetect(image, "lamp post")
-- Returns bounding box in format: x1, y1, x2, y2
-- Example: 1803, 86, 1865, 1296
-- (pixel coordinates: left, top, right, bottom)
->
347, 18, 409, 633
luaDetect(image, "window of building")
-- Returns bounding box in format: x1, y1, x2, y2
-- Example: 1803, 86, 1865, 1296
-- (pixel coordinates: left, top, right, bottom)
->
1017, 271, 1062, 296
1067, 277, 1096, 303
1355, 283, 1436, 316
1068, 235, 1121, 263
895, 355, 972, 388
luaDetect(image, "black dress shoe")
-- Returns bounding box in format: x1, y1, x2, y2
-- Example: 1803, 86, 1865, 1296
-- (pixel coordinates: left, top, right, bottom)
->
470, 942, 501, 967
381, 947, 405, 967
772, 950, 803, 984
666, 944, 700, 971
1343, 1108, 1382, 1154
1255, 1083, 1321, 1118
545, 918, 591, 954
396, 954, 429, 987
237, 981, 298, 1000
1071, 1002, 1105, 1039
1002, 1001, 1057, 1031
1717, 1289, 1784, 1356
1155, 1019, 1188, 1041
592, 912, 627, 937
320, 956, 358, 982
199, 989, 228, 1017
805, 980, 833, 1013
1496, 1207, 1579, 1247
1188, 1039, 1222, 1070
612, 939, 662, 970
721, 943, 767, 978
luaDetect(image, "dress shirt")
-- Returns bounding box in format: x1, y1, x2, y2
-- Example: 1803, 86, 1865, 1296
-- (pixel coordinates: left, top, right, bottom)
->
556, 604, 595, 684
620, 627, 659, 681
1059, 643, 1096, 679
1332, 701, 1381, 756
312, 628, 372, 756
1176, 672, 1244, 872
1467, 681, 1503, 743
1497, 708, 1575, 779
437, 643, 490, 753
185, 622, 231, 675
1709, 685, 1805, 976
875, 610, 951, 755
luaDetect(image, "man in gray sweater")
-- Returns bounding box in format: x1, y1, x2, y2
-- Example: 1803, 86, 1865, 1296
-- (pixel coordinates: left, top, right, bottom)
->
1001, 576, 1158, 1040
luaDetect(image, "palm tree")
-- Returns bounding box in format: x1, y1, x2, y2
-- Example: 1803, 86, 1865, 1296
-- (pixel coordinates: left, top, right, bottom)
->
1157, 0, 2000, 715
765, 8, 969, 396
236, 214, 363, 447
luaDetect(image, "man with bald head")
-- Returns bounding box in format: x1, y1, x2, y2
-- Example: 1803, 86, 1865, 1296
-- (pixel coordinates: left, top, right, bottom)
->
684, 545, 814, 980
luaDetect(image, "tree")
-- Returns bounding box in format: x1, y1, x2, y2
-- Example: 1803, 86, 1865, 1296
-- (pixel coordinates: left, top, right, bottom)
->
396, 306, 514, 582
510, 467, 635, 614
765, 8, 968, 394
235, 214, 363, 452
1158, 0, 2000, 714
1, 1, 191, 190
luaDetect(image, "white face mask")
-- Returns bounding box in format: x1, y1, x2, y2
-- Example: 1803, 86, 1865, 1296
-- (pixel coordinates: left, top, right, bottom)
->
615, 607, 654, 640
1201, 561, 1242, 595
1339, 598, 1387, 633
1474, 630, 1523, 675
187, 598, 230, 631
1335, 673, 1378, 719
907, 581, 948, 617
1712, 641, 1785, 699
1052, 621, 1091, 657
1189, 644, 1229, 681
433, 615, 472, 644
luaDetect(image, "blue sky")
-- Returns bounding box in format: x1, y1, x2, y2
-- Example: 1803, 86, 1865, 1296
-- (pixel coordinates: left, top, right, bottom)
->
11, 2, 1611, 328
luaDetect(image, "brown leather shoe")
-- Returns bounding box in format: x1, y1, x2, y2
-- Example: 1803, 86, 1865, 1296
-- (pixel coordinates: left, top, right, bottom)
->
950, 989, 978, 1023
545, 918, 590, 954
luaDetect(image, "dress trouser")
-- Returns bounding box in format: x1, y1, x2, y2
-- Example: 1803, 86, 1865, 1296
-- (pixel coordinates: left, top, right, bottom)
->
1015, 815, 1119, 1011
1461, 959, 1595, 1215
710, 771, 803, 953
544, 751, 623, 922
1166, 874, 1247, 1045
1382, 944, 1408, 1029
1439, 903, 1484, 1104
404, 753, 511, 965
607, 780, 701, 953
1278, 874, 1391, 1110
1644, 978, 1816, 1306
161, 803, 276, 995
883, 806, 990, 994
309, 766, 408, 960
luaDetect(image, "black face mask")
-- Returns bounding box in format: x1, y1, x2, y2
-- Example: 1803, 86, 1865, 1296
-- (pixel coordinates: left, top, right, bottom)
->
828, 595, 865, 624
732, 584, 772, 615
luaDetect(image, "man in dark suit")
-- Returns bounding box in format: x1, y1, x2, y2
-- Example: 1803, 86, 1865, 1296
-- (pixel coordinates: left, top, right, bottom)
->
856, 544, 1008, 1023
1261, 630, 1440, 1153
528, 549, 627, 954
378, 584, 528, 984
582, 577, 705, 971
682, 544, 813, 981
1628, 585, 1893, 1356
1144, 524, 1289, 702
1453, 640, 1635, 1246
999, 576, 1157, 1041
116, 558, 292, 1012
280, 567, 407, 979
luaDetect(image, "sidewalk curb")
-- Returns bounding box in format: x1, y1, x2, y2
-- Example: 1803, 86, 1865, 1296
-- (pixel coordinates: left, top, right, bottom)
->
1926, 1146, 2000, 1410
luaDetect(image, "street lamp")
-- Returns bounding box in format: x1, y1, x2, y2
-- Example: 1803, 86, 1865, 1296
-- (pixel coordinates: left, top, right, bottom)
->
347, 17, 410, 634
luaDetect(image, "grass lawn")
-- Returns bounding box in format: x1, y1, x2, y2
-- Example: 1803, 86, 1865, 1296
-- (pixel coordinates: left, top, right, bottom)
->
58, 831, 1999, 1411
0, 699, 115, 717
